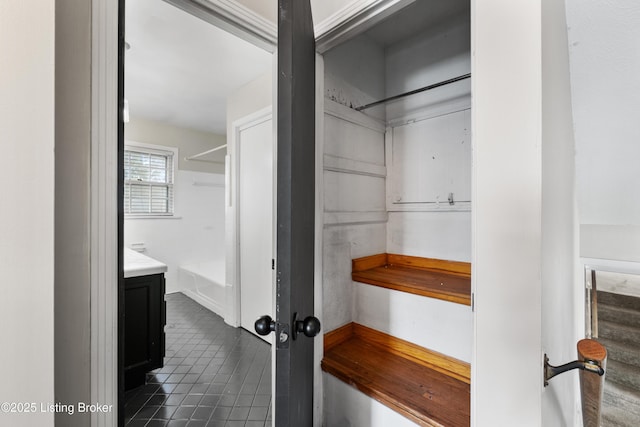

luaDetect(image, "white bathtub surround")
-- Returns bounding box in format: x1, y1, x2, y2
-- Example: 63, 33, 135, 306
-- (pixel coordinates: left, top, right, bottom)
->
180, 260, 226, 318
124, 170, 226, 293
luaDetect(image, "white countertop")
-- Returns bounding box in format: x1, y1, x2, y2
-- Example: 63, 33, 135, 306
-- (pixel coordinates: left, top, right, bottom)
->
124, 248, 168, 278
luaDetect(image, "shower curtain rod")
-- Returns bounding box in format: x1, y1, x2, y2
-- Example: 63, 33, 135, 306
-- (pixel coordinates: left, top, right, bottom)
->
355, 73, 471, 111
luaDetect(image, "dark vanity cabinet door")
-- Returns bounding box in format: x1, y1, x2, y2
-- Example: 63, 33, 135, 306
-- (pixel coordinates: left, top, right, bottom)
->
124, 273, 166, 390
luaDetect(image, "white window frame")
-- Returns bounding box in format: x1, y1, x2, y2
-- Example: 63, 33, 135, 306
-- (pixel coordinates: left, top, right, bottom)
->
124, 140, 178, 218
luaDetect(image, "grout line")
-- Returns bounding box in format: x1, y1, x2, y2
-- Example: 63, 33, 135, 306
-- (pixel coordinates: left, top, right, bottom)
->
124, 294, 272, 426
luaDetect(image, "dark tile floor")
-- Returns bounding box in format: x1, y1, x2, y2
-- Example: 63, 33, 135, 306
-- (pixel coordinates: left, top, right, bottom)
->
125, 293, 272, 427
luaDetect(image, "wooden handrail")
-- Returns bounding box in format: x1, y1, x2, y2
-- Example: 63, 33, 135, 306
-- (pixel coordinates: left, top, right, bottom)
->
544, 339, 607, 426
578, 339, 607, 427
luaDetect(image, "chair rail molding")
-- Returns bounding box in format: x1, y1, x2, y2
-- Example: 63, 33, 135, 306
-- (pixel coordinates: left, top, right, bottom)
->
314, 0, 415, 53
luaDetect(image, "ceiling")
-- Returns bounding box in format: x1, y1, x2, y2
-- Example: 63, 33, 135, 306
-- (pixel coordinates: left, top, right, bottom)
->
365, 0, 469, 47
123, 0, 468, 135
125, 0, 272, 135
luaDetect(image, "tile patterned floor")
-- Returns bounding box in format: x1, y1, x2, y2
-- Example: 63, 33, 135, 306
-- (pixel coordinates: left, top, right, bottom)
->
124, 293, 272, 427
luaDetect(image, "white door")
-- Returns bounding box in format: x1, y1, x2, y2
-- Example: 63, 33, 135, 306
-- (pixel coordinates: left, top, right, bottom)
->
238, 116, 274, 340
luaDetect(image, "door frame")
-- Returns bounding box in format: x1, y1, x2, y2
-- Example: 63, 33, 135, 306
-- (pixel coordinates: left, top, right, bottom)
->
162, 0, 277, 52
313, 53, 325, 427
92, 2, 429, 425
91, 1, 576, 426
226, 106, 274, 330
90, 1, 120, 426
91, 1, 278, 425
314, 0, 415, 53
471, 0, 544, 418
471, 0, 580, 425
273, 1, 317, 423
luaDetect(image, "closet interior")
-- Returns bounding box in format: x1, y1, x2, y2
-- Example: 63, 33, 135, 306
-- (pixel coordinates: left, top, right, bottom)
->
319, 1, 473, 426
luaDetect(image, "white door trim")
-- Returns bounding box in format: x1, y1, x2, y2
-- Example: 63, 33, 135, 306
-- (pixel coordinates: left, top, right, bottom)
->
163, 0, 277, 52
90, 0, 560, 426
313, 53, 325, 427
90, 1, 118, 426
471, 1, 544, 425
225, 106, 274, 328
314, 0, 415, 53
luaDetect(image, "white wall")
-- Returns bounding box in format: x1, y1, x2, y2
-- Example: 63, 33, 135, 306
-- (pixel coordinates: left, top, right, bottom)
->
387, 212, 471, 261
324, 374, 419, 427
124, 120, 226, 294
323, 224, 387, 331
580, 225, 640, 263
541, 0, 581, 425
355, 283, 472, 362
125, 170, 225, 293
384, 12, 471, 263
385, 11, 470, 98
472, 1, 543, 426
311, 0, 352, 25
226, 72, 273, 132
566, 0, 640, 262
323, 34, 386, 119
321, 100, 388, 332
320, 98, 390, 427
0, 1, 55, 425
126, 116, 227, 174
235, 0, 277, 23
54, 0, 92, 425
384, 11, 471, 124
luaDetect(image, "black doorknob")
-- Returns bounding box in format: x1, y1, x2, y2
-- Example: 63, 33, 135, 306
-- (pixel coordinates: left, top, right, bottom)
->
255, 315, 276, 336
294, 315, 321, 339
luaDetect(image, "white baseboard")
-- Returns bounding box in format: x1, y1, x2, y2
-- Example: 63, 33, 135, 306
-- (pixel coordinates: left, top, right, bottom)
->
181, 289, 226, 319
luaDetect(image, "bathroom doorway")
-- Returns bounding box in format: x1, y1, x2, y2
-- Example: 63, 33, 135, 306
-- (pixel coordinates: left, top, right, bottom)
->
120, 0, 275, 425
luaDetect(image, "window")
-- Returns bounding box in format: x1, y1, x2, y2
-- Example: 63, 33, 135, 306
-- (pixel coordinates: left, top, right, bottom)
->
124, 144, 175, 216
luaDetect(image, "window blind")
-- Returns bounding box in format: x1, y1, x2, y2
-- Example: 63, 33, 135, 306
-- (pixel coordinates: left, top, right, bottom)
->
124, 148, 174, 215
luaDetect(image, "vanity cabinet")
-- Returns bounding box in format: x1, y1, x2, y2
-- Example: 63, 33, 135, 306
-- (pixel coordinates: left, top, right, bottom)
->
124, 273, 166, 390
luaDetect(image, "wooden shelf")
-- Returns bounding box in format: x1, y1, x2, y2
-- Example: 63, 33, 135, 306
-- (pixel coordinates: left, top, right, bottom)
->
352, 253, 471, 305
322, 323, 470, 427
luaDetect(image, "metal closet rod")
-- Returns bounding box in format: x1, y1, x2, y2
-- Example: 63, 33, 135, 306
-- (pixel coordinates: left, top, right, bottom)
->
355, 73, 471, 111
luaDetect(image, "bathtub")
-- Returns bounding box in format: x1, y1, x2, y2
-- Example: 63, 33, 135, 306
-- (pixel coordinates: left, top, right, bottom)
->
179, 259, 226, 318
